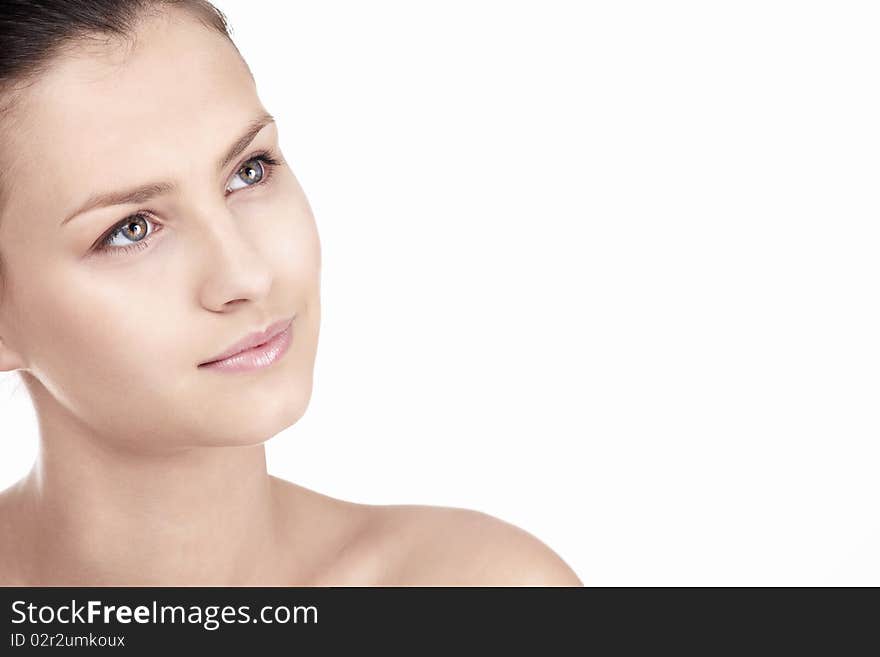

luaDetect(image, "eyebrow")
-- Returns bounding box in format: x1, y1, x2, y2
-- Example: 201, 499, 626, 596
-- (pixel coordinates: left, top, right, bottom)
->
60, 111, 275, 226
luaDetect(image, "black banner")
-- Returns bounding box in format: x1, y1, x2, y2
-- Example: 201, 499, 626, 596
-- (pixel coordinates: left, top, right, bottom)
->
1, 587, 584, 651
0, 587, 873, 651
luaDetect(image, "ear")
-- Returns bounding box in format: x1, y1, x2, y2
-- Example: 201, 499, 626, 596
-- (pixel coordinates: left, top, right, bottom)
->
0, 335, 28, 372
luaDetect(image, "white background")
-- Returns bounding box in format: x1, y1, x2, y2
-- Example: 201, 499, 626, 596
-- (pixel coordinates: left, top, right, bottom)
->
2, 1, 879, 585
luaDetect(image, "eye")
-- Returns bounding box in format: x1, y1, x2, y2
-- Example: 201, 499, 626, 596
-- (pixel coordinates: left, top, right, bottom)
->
92, 212, 157, 257
91, 150, 284, 257
227, 152, 279, 192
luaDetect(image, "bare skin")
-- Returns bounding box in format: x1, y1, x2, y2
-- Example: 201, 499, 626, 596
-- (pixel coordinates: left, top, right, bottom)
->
0, 7, 581, 587
0, 471, 581, 586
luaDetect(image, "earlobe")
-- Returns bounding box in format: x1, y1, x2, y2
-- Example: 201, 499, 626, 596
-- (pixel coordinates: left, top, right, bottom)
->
0, 337, 28, 372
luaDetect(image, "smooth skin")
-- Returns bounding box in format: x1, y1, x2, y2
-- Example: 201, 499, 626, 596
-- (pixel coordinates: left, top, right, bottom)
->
0, 7, 582, 586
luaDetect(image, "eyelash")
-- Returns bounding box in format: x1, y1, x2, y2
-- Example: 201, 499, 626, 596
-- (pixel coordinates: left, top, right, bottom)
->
91, 149, 283, 257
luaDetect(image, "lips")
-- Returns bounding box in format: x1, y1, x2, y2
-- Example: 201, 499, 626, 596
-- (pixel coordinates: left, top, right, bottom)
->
199, 316, 295, 365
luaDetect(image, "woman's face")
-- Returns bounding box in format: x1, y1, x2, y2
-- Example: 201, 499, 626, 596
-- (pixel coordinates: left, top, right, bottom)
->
0, 11, 321, 451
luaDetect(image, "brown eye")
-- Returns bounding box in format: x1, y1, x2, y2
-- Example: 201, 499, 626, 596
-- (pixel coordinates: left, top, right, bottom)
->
119, 216, 149, 241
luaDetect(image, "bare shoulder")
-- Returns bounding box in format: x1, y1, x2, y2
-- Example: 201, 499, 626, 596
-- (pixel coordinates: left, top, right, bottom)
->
348, 504, 584, 586
267, 478, 582, 586
0, 480, 30, 586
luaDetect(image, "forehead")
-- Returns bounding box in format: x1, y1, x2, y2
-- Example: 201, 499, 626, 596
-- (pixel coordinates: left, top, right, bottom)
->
3, 10, 259, 220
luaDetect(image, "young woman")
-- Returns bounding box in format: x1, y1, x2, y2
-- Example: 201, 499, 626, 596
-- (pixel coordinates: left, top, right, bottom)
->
0, 0, 582, 586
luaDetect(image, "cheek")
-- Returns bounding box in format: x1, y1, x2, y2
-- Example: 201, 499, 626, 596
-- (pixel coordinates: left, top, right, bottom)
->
275, 196, 321, 284
21, 272, 179, 404
262, 170, 320, 263
23, 279, 202, 449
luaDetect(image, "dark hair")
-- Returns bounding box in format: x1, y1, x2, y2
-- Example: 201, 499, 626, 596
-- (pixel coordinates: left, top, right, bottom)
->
0, 0, 241, 299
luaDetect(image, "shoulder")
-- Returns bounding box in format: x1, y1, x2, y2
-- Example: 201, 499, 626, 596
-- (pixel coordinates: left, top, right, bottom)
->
351, 504, 584, 586
269, 478, 582, 586
0, 480, 30, 586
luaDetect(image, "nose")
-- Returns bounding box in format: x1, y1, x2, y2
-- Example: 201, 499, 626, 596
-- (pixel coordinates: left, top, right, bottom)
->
192, 205, 274, 311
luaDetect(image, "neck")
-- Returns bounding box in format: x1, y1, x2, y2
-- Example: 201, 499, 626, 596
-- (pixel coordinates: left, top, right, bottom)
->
13, 398, 285, 586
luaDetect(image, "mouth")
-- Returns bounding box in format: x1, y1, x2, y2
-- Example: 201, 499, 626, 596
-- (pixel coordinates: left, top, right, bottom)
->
198, 316, 295, 369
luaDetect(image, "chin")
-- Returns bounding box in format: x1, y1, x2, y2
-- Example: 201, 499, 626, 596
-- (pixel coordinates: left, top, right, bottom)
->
193, 380, 314, 448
